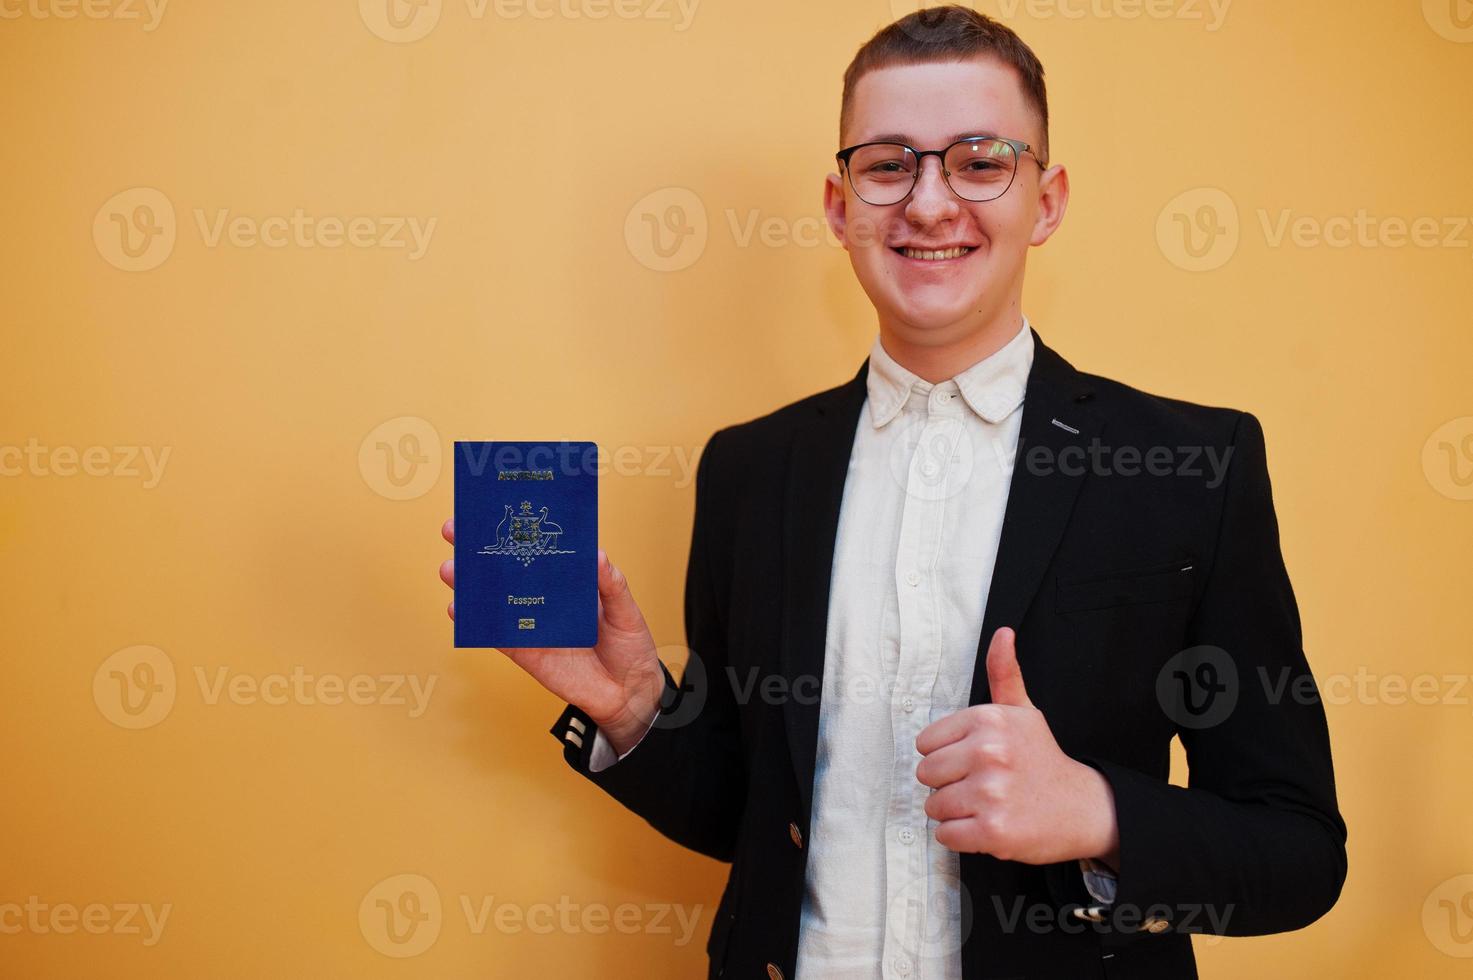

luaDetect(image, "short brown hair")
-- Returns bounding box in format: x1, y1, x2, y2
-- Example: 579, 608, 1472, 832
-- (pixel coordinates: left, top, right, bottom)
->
840, 5, 1050, 164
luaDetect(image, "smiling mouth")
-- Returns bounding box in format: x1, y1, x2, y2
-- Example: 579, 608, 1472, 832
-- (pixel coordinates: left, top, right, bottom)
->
892, 246, 975, 261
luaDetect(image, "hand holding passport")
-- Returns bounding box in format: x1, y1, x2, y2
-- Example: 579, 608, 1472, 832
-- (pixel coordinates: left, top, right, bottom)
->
439, 441, 664, 754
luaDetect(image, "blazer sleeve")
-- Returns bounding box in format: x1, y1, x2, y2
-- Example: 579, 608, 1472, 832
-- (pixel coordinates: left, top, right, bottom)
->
1076, 411, 1348, 935
548, 428, 746, 862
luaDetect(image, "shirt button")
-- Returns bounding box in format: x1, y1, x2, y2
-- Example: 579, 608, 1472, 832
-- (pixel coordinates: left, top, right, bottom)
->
905, 570, 920, 587
920, 461, 937, 477
898, 827, 916, 845
901, 696, 915, 712
892, 956, 912, 976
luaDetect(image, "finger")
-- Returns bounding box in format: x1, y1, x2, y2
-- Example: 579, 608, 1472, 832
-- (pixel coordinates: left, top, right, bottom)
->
439, 558, 454, 588
933, 815, 989, 854
447, 598, 455, 621
923, 781, 977, 823
916, 738, 999, 789
986, 627, 1033, 708
442, 517, 455, 545
597, 549, 647, 634
916, 705, 991, 756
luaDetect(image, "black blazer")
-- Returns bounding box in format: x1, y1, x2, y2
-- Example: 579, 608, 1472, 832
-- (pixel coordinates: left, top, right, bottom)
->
551, 329, 1347, 979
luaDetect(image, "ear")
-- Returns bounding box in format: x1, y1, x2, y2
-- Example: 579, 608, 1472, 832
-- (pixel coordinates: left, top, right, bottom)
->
823, 171, 849, 249
1029, 163, 1070, 247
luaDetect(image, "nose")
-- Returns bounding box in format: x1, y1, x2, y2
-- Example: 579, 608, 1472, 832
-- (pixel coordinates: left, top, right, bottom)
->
904, 156, 960, 227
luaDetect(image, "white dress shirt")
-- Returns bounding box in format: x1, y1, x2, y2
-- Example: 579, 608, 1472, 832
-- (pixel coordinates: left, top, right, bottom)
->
591, 315, 1113, 976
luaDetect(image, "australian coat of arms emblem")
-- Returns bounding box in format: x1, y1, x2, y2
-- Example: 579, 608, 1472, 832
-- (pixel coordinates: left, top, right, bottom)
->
479, 500, 575, 567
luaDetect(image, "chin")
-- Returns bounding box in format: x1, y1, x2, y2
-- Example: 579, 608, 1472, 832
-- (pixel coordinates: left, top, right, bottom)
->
884, 293, 986, 334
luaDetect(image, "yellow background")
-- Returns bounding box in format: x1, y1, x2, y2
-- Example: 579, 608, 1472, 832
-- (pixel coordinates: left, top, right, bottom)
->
3, 0, 1471, 976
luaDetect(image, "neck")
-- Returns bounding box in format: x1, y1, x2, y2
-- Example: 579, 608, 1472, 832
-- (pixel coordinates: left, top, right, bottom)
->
877, 303, 1026, 384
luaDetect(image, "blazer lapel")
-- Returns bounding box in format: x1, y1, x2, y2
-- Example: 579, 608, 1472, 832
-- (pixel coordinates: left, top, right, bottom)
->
778, 361, 868, 822
968, 330, 1103, 706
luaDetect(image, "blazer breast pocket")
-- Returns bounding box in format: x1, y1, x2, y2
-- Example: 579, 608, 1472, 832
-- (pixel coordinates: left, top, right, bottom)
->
1055, 556, 1198, 614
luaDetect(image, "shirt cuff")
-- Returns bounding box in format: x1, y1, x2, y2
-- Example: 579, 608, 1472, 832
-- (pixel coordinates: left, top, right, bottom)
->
1078, 858, 1118, 906
587, 718, 655, 773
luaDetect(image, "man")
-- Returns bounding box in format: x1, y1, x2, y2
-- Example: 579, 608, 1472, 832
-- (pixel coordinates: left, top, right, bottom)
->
439, 7, 1346, 977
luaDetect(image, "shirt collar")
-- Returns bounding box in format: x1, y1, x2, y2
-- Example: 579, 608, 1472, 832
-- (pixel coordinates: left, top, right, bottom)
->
865, 316, 1035, 428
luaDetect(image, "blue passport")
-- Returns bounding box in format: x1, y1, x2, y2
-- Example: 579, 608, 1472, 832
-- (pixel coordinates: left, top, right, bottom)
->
454, 441, 598, 648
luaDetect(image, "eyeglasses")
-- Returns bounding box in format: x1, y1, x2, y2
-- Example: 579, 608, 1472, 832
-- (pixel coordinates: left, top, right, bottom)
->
835, 136, 1047, 206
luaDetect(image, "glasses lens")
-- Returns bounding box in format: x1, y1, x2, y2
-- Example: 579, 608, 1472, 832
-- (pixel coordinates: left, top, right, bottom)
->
846, 143, 918, 206
943, 138, 1019, 202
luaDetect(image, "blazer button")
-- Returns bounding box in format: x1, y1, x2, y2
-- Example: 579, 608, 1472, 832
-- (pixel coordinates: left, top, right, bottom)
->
788, 822, 803, 849
766, 964, 785, 980
1141, 917, 1170, 933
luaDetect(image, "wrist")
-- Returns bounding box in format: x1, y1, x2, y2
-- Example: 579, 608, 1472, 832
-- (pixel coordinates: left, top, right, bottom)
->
592, 664, 666, 754
1072, 761, 1121, 867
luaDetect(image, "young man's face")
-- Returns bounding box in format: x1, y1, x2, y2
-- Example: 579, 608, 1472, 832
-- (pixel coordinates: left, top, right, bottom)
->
825, 57, 1067, 347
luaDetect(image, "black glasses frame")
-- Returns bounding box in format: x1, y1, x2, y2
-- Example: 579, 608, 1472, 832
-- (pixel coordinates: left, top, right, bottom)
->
835, 136, 1047, 206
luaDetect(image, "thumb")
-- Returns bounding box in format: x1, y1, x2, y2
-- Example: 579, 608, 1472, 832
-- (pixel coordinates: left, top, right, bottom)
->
597, 549, 647, 633
986, 627, 1033, 708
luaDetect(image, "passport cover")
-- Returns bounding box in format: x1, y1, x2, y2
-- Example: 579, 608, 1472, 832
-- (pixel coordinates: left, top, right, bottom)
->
454, 441, 598, 648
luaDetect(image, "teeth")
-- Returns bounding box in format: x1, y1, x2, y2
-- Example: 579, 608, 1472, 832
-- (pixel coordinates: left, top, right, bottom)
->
902, 246, 971, 261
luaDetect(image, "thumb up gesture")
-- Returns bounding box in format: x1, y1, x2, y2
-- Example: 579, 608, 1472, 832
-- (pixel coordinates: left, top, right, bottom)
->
915, 627, 1120, 867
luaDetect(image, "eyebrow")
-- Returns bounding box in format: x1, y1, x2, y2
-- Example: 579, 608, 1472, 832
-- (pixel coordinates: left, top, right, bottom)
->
860, 131, 1000, 145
